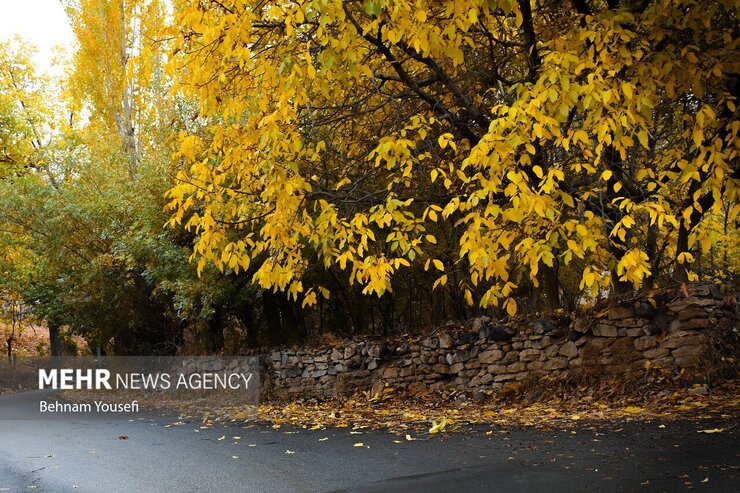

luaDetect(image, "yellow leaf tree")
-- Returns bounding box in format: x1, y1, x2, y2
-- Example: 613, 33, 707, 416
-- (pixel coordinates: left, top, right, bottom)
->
165, 0, 738, 312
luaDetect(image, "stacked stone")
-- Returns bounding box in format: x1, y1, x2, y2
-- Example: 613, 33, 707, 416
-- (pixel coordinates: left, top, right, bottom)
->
262, 284, 736, 399
266, 341, 388, 397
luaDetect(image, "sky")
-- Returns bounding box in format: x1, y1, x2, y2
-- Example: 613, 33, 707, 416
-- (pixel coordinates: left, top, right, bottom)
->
0, 0, 75, 74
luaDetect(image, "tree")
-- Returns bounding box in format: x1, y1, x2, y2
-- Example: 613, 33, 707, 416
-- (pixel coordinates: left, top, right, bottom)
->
165, 0, 738, 314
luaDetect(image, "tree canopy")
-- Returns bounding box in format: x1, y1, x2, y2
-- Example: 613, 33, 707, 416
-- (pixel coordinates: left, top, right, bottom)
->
166, 0, 738, 312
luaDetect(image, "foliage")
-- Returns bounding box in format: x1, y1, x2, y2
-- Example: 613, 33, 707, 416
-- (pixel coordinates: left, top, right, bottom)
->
166, 0, 738, 313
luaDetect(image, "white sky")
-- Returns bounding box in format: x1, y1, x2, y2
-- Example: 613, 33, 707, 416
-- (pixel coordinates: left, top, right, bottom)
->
0, 0, 75, 74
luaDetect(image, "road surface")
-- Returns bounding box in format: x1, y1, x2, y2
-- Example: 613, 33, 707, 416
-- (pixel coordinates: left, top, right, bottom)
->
0, 390, 737, 492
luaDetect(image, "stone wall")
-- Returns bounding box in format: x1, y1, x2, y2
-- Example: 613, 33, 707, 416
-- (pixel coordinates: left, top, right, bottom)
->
261, 283, 737, 399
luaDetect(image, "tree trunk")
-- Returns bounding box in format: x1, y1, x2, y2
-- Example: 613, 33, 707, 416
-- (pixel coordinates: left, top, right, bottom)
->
205, 305, 224, 354
48, 324, 62, 357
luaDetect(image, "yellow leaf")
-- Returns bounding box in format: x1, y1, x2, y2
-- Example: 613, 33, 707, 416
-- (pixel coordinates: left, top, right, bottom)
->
429, 418, 447, 434
637, 130, 649, 149
505, 298, 517, 316
697, 428, 724, 434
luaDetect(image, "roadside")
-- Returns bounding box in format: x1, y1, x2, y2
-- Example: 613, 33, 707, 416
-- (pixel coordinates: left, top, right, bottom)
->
0, 388, 738, 493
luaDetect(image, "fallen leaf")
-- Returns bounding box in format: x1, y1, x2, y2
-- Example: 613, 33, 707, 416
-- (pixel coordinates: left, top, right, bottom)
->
405, 434, 416, 441
285, 450, 295, 455
318, 437, 328, 442
697, 428, 724, 434
218, 435, 225, 441
117, 435, 128, 440
429, 418, 448, 434
231, 455, 239, 459
353, 442, 364, 447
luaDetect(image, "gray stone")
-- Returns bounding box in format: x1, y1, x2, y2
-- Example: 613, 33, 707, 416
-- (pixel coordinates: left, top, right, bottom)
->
559, 341, 578, 358
642, 324, 661, 336
532, 336, 553, 349
501, 352, 519, 364
608, 305, 635, 320
456, 333, 477, 346
662, 331, 707, 349
471, 316, 491, 334
422, 337, 439, 349
593, 323, 618, 337
678, 307, 708, 321
368, 344, 386, 358
575, 336, 589, 346
519, 348, 541, 362
532, 319, 554, 335
438, 332, 454, 349
452, 349, 471, 363
671, 345, 705, 358
479, 373, 494, 385
479, 350, 503, 364
507, 362, 526, 373
635, 335, 657, 351
668, 296, 715, 312
688, 385, 709, 396
573, 318, 590, 333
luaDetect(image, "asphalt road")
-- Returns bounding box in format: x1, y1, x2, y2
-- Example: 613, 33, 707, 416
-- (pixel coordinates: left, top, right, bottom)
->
0, 390, 738, 492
